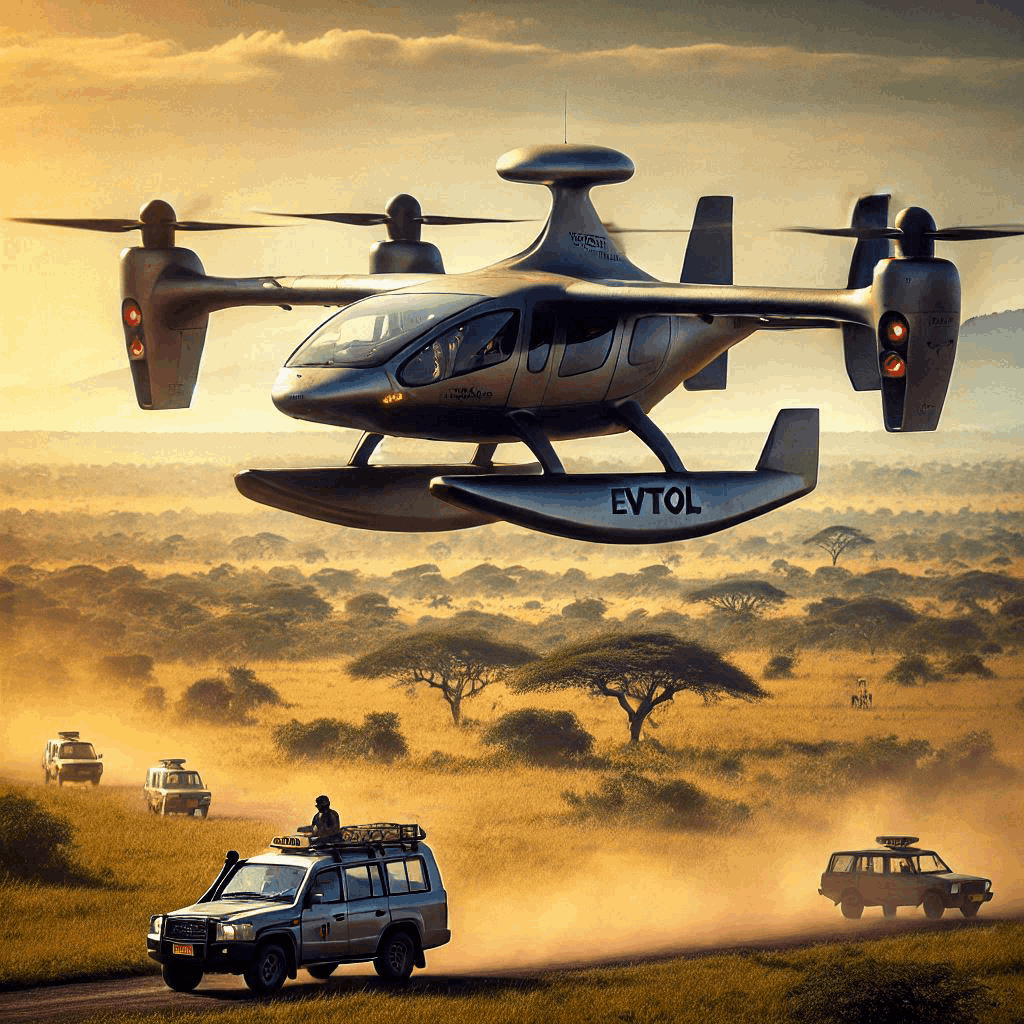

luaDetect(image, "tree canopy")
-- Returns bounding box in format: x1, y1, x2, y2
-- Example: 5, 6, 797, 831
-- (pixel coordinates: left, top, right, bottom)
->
804, 525, 875, 566
511, 631, 769, 744
348, 630, 539, 725
687, 579, 788, 616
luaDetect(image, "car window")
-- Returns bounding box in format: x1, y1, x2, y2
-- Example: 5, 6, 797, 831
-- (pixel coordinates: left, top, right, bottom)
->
893, 857, 914, 874
385, 861, 410, 895
913, 854, 950, 873
405, 858, 428, 892
343, 864, 384, 901
385, 858, 429, 895
312, 869, 342, 903
829, 854, 855, 873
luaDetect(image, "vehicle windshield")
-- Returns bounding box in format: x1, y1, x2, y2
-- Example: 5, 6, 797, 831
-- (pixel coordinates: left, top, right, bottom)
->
59, 743, 96, 758
286, 293, 485, 368
164, 771, 204, 788
221, 863, 307, 902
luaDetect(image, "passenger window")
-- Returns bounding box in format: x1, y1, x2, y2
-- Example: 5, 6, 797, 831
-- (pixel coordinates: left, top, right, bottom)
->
405, 858, 428, 892
528, 309, 558, 373
313, 869, 342, 903
559, 318, 617, 377
399, 311, 519, 386
628, 317, 670, 366
860, 857, 877, 874
829, 854, 855, 873
343, 865, 376, 901
386, 861, 409, 895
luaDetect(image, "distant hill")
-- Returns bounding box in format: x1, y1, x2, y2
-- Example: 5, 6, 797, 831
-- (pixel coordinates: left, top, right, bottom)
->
959, 308, 1024, 366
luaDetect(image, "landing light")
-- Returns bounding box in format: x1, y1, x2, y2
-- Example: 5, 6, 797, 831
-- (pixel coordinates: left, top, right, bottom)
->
123, 302, 143, 328
881, 352, 906, 378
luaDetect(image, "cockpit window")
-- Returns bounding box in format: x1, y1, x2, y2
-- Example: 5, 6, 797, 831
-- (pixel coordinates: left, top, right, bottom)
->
286, 293, 485, 368
399, 310, 520, 386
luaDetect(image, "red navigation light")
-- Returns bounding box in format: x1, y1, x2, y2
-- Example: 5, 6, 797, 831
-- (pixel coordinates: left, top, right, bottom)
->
881, 351, 906, 378
881, 312, 909, 346
130, 338, 145, 358
123, 302, 143, 328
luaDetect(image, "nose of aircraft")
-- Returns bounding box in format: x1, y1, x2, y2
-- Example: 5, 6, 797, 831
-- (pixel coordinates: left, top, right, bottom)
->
271, 366, 395, 429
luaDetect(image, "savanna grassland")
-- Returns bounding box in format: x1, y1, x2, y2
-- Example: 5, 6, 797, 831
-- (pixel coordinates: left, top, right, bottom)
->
1, 431, 1024, 1022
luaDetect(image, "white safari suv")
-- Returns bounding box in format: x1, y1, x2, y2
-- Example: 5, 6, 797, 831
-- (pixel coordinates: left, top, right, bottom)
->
42, 731, 103, 786
147, 823, 450, 995
143, 758, 213, 818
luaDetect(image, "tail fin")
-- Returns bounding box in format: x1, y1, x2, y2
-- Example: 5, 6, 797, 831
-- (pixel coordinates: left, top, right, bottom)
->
681, 196, 732, 391
843, 194, 891, 392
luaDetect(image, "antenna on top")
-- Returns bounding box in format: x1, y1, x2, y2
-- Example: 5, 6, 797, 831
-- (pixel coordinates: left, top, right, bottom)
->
563, 90, 568, 144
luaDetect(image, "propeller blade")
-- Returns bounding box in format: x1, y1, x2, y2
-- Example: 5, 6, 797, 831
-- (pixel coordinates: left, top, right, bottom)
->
8, 216, 143, 233
418, 215, 532, 226
783, 226, 902, 239
174, 220, 274, 231
605, 227, 692, 235
929, 225, 1024, 241
255, 211, 389, 226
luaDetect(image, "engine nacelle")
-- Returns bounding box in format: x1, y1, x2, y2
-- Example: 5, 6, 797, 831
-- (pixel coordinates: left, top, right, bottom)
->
871, 258, 960, 432
120, 246, 210, 409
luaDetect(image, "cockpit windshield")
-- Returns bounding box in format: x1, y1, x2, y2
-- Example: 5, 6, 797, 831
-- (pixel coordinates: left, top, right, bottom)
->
286, 293, 486, 368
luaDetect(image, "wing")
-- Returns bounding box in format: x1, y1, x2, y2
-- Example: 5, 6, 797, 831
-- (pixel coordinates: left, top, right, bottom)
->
564, 280, 873, 326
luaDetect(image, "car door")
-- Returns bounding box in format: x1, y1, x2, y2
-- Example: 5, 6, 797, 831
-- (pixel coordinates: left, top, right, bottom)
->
342, 863, 389, 957
301, 867, 348, 960
886, 854, 922, 907
855, 854, 885, 906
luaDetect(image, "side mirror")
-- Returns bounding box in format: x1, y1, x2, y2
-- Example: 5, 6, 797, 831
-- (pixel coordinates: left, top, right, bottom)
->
309, 891, 325, 906
98, 754, 104, 759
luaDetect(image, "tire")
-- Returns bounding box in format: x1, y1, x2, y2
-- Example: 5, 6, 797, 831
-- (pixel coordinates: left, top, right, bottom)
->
44, 770, 50, 785
90, 778, 100, 786
840, 894, 864, 920
373, 931, 416, 981
306, 963, 338, 980
244, 943, 288, 996
961, 901, 981, 919
882, 903, 897, 919
196, 807, 209, 819
57, 775, 64, 787
923, 892, 945, 920
162, 962, 203, 992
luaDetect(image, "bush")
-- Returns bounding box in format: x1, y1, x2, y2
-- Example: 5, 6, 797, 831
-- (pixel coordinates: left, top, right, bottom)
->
482, 708, 594, 764
178, 665, 281, 724
763, 650, 798, 679
885, 653, 940, 685
0, 791, 95, 884
787, 954, 992, 1024
97, 653, 155, 683
945, 653, 994, 678
562, 770, 749, 831
273, 713, 408, 763
140, 684, 166, 711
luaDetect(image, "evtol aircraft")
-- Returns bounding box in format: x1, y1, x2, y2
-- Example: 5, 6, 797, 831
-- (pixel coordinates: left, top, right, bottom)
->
13, 144, 1024, 543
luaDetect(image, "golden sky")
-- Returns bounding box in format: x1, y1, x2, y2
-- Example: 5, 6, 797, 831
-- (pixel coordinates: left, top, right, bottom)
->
2, 0, 1022, 434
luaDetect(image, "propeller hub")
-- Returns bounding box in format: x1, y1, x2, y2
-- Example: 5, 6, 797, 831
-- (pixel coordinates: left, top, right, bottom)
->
894, 206, 936, 259
384, 194, 422, 242
139, 199, 177, 249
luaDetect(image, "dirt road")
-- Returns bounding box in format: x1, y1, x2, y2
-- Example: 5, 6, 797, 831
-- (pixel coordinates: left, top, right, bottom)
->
0, 913, 1015, 1023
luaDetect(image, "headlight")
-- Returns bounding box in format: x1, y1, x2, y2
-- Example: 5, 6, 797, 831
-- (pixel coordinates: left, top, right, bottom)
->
149, 915, 163, 936
985, 880, 992, 892
950, 883, 960, 895
216, 922, 255, 942
200, 795, 212, 803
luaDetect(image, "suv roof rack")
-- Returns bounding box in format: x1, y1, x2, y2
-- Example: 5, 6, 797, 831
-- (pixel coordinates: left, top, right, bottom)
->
57, 731, 81, 739
269, 822, 426, 856
156, 758, 187, 768
875, 835, 920, 848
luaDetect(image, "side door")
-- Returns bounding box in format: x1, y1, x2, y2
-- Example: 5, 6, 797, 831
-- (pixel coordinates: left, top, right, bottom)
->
541, 313, 623, 408
886, 854, 922, 907
606, 316, 672, 401
342, 863, 390, 957
855, 854, 885, 906
300, 867, 348, 960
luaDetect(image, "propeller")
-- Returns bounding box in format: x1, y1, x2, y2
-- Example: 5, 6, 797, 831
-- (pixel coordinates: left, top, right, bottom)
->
784, 206, 1024, 258
257, 194, 530, 243
10, 200, 272, 248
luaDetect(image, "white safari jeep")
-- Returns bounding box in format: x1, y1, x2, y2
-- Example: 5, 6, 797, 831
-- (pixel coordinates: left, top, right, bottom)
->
147, 823, 450, 995
143, 758, 213, 818
42, 731, 103, 786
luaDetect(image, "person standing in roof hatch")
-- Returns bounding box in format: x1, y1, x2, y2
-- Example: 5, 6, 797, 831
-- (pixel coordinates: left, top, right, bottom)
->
312, 794, 341, 837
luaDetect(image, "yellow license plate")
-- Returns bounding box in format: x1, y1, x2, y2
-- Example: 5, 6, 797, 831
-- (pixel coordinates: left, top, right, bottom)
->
970, 894, 985, 902
172, 943, 194, 955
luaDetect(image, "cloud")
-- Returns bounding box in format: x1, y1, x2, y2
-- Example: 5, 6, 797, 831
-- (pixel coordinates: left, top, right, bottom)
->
0, 26, 1021, 109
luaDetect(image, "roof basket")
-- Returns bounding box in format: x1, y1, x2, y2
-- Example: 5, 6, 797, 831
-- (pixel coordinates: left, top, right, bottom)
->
57, 731, 81, 739
270, 822, 426, 853
157, 758, 187, 768
876, 835, 920, 848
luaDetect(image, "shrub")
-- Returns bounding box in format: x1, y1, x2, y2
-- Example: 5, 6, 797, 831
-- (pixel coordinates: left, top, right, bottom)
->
273, 713, 408, 763
885, 653, 940, 685
763, 650, 798, 679
0, 791, 95, 884
482, 708, 594, 764
97, 653, 155, 683
178, 665, 281, 724
945, 653, 994, 678
787, 954, 992, 1024
562, 770, 749, 831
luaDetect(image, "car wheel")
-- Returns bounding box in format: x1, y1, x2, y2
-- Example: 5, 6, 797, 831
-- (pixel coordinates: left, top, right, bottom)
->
244, 943, 288, 996
373, 931, 415, 981
90, 778, 100, 786
44, 770, 50, 785
882, 903, 897, 919
162, 962, 203, 992
840, 894, 864, 919
923, 892, 945, 920
306, 963, 338, 980
961, 901, 981, 919
196, 807, 209, 819
57, 775, 64, 787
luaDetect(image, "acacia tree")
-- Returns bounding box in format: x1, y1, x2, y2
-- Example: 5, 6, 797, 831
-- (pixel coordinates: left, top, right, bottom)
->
348, 630, 538, 726
511, 632, 769, 744
804, 525, 875, 566
687, 580, 788, 616
805, 597, 917, 654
